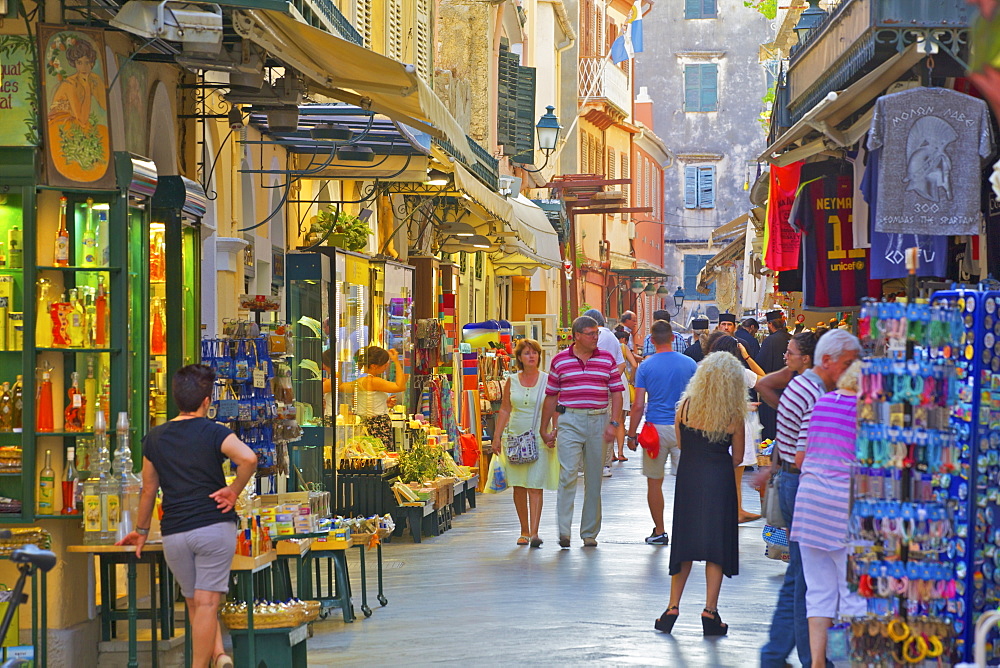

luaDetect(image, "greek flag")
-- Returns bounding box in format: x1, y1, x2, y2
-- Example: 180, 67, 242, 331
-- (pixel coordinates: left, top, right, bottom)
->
610, 1, 644, 64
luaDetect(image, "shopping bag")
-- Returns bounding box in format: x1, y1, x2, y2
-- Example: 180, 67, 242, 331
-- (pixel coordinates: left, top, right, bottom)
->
637, 421, 660, 459
485, 456, 509, 494
762, 471, 787, 528
0, 584, 19, 647
762, 525, 790, 562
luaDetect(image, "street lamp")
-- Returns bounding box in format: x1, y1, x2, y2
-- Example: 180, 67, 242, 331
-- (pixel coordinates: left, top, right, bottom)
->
655, 285, 670, 297
793, 0, 826, 46
667, 287, 685, 316
643, 282, 657, 295
520, 106, 562, 173
629, 279, 645, 294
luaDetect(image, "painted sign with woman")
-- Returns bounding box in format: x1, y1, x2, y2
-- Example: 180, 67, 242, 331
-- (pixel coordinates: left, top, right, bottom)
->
39, 25, 113, 188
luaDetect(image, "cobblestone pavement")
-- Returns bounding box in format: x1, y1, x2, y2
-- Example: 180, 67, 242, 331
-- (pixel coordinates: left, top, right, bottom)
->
304, 456, 799, 667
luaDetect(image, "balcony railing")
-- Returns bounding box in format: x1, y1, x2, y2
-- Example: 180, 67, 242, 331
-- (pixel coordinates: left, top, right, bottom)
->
287, 0, 364, 45
579, 57, 631, 115
786, 0, 972, 122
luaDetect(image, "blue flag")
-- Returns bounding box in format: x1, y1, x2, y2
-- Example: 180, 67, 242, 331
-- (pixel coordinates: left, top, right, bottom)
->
610, 1, 644, 64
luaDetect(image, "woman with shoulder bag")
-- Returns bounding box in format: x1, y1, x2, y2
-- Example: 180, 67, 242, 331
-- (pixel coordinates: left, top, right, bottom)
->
492, 339, 559, 548
654, 352, 747, 637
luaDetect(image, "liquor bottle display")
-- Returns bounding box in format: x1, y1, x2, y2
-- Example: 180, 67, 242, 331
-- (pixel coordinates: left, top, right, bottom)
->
7, 225, 21, 270
64, 371, 84, 432
83, 410, 118, 544
81, 199, 98, 268
150, 298, 165, 356
11, 375, 22, 433
35, 364, 53, 433
54, 196, 69, 267
114, 412, 139, 540
37, 450, 54, 515
62, 446, 79, 515
35, 278, 53, 348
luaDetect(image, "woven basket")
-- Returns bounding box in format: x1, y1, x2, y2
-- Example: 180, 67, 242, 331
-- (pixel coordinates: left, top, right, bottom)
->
221, 609, 299, 630
300, 600, 321, 623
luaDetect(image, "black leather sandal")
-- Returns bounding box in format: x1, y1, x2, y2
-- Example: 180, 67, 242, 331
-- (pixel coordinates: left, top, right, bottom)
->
654, 605, 679, 633
701, 608, 728, 636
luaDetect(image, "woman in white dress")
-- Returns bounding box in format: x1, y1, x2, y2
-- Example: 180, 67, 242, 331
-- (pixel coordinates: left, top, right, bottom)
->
492, 339, 559, 548
709, 335, 766, 523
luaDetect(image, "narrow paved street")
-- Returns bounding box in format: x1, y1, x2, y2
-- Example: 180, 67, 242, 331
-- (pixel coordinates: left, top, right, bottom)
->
307, 458, 796, 667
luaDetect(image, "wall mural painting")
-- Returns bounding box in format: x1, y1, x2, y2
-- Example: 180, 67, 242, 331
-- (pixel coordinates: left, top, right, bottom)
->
39, 25, 114, 188
117, 56, 148, 156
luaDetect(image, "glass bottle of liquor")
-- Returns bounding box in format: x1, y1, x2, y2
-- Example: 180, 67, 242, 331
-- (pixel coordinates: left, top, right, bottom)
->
0, 382, 11, 432
83, 358, 97, 431
38, 449, 55, 515
84, 410, 112, 543
54, 196, 70, 267
97, 208, 109, 266
65, 371, 84, 432
11, 375, 23, 433
115, 412, 139, 540
35, 278, 53, 348
83, 287, 96, 347
150, 230, 164, 282
7, 225, 22, 270
95, 275, 108, 347
35, 364, 54, 433
67, 288, 85, 348
151, 298, 166, 355
62, 446, 80, 515
81, 199, 98, 268
50, 293, 71, 348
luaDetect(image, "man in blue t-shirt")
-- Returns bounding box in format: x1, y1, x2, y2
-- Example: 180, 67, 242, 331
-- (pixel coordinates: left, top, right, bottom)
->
627, 320, 698, 546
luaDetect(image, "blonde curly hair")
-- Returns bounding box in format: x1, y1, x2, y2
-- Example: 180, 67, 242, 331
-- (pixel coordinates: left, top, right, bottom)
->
679, 351, 749, 442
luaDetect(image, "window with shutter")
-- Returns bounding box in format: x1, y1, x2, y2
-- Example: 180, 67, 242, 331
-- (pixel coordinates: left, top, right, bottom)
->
645, 160, 652, 207
621, 153, 629, 202
698, 166, 716, 208
685, 0, 717, 19
497, 40, 518, 153
683, 254, 717, 300
608, 147, 616, 179
684, 64, 718, 112
581, 133, 589, 173
386, 0, 403, 61
511, 65, 536, 163
606, 16, 615, 56
595, 7, 603, 58
414, 0, 432, 82
354, 0, 372, 48
684, 166, 698, 209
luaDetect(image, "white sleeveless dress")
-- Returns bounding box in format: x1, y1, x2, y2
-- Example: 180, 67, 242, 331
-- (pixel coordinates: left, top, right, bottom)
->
500, 372, 559, 490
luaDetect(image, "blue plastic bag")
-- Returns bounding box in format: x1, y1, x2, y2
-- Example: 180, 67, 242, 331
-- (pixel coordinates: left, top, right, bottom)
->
485, 456, 509, 494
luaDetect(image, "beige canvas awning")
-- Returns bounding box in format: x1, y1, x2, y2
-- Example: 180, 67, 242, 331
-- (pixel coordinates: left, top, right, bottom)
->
708, 212, 749, 249
233, 9, 473, 163
492, 196, 562, 276
697, 232, 747, 294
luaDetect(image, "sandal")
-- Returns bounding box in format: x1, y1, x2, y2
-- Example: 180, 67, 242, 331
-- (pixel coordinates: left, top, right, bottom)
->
214, 654, 234, 668
701, 608, 728, 636
516, 535, 530, 546
529, 536, 543, 548
654, 605, 679, 633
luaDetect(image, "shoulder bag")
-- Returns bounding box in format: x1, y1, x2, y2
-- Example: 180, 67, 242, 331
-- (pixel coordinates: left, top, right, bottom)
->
505, 379, 542, 465
762, 470, 787, 528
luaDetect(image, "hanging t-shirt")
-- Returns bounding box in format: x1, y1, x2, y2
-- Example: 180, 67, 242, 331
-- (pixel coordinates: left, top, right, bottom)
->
984, 174, 1000, 280
846, 148, 870, 249
763, 161, 803, 271
867, 87, 994, 235
789, 171, 881, 309
862, 147, 949, 279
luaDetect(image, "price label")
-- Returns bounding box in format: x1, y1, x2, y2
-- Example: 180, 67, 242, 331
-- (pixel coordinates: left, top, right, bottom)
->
253, 369, 267, 388
73, 394, 82, 407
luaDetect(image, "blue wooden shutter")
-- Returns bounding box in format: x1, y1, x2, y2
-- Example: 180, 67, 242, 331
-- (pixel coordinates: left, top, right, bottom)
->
698, 166, 715, 208
512, 65, 536, 163
684, 65, 700, 111
684, 0, 701, 18
702, 0, 717, 18
700, 64, 718, 111
684, 166, 698, 209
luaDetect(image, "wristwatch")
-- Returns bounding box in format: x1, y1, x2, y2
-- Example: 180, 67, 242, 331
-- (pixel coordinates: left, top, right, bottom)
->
609, 420, 620, 427
136, 527, 150, 536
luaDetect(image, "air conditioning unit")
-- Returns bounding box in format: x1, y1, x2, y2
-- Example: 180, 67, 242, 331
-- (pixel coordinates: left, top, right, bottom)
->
498, 175, 522, 198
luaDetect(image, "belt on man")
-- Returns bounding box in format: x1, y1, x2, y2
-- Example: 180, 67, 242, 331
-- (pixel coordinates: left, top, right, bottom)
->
780, 460, 801, 474
561, 406, 609, 415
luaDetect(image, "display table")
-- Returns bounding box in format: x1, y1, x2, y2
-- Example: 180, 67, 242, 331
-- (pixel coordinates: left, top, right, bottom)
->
230, 623, 307, 668
271, 538, 314, 602
395, 500, 436, 543
301, 535, 355, 622
66, 544, 176, 668
229, 551, 278, 668
349, 528, 391, 617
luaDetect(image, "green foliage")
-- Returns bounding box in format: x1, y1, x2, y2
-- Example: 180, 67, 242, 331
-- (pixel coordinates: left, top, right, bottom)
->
759, 82, 777, 130
397, 440, 441, 484
58, 113, 105, 170
311, 208, 372, 252
743, 0, 777, 20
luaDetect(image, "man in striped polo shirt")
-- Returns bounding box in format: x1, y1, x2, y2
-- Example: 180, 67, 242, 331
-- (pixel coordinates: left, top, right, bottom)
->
758, 330, 860, 668
540, 316, 624, 548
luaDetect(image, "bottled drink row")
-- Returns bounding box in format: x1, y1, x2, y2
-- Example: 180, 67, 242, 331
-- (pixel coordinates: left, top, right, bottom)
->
53, 197, 109, 269
35, 360, 111, 433
35, 276, 110, 349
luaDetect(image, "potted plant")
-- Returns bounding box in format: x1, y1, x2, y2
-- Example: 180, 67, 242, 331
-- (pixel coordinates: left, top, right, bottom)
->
306, 208, 372, 252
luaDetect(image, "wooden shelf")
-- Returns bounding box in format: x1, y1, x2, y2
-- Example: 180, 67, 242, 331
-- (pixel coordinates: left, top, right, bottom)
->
37, 266, 119, 272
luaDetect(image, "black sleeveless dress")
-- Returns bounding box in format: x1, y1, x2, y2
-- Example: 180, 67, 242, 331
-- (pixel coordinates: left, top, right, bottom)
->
668, 422, 739, 577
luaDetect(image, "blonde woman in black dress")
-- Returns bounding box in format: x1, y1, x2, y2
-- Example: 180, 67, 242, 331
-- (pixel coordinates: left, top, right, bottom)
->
654, 351, 747, 637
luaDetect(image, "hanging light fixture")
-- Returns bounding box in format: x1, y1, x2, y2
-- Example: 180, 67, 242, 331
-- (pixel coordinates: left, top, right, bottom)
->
643, 282, 657, 295
793, 0, 826, 45
630, 279, 644, 294
655, 285, 670, 297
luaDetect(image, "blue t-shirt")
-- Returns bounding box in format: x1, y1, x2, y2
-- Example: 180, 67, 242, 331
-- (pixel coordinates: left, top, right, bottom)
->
634, 352, 698, 425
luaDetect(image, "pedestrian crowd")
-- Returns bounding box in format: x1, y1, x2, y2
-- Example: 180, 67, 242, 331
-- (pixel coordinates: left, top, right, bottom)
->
492, 306, 863, 665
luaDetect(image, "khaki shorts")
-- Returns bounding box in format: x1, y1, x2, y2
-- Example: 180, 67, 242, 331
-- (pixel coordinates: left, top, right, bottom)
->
642, 423, 679, 479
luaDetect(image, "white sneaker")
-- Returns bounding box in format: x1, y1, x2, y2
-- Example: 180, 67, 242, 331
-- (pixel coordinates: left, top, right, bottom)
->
602, 466, 612, 477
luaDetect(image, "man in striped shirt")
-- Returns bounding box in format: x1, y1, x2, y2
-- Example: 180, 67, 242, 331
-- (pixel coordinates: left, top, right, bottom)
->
758, 330, 860, 668
540, 316, 625, 548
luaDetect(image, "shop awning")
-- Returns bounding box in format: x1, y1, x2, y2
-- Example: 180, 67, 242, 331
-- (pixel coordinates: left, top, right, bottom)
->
492, 196, 563, 276
232, 9, 473, 164
759, 42, 924, 165
697, 231, 747, 294
708, 212, 749, 249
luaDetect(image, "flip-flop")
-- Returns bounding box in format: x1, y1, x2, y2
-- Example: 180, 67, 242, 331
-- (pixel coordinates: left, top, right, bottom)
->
618, 456, 629, 462
517, 535, 530, 545
738, 513, 762, 524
